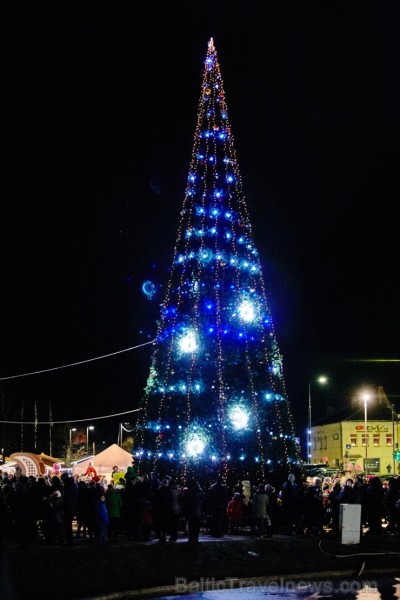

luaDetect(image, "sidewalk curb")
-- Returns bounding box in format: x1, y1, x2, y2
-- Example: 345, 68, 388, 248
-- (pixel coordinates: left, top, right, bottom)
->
87, 567, 400, 599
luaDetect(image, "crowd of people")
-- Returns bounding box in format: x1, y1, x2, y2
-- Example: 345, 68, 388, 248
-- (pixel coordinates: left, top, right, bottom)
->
0, 466, 399, 549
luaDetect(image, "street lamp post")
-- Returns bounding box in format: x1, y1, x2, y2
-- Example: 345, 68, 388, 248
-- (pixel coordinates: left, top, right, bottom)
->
69, 427, 77, 449
308, 376, 328, 464
86, 425, 94, 455
361, 393, 371, 477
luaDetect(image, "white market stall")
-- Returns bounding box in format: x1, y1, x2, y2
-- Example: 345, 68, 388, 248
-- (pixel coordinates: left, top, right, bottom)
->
72, 443, 134, 480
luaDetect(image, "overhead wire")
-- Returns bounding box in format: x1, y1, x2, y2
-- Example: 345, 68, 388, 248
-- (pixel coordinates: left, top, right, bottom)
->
0, 407, 143, 425
0, 339, 156, 382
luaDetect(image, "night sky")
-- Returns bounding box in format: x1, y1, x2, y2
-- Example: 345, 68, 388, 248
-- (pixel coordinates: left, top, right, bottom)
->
2, 2, 399, 452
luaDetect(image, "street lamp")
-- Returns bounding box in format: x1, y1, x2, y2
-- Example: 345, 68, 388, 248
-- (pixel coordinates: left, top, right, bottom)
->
308, 376, 328, 464
86, 425, 94, 454
361, 392, 372, 477
69, 427, 77, 449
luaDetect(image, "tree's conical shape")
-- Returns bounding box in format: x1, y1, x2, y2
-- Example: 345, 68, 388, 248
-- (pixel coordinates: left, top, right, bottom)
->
136, 39, 300, 486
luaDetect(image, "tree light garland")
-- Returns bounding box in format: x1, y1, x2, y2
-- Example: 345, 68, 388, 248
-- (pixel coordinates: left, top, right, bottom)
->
136, 38, 301, 484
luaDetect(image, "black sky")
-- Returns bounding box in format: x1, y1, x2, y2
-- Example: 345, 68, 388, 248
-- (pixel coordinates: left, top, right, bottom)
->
2, 1, 399, 449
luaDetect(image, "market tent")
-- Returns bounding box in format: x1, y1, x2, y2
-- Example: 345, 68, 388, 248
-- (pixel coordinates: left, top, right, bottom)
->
72, 444, 133, 476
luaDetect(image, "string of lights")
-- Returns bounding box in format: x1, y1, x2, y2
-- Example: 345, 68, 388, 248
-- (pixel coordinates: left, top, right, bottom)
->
136, 39, 300, 483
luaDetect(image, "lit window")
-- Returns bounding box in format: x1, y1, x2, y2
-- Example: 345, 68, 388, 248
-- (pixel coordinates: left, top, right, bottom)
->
350, 435, 357, 446
373, 434, 380, 447
362, 434, 368, 447
386, 434, 393, 446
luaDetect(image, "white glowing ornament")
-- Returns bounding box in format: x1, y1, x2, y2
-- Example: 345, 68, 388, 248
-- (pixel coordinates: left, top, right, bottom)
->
230, 405, 249, 430
238, 300, 255, 323
179, 330, 197, 353
186, 434, 205, 456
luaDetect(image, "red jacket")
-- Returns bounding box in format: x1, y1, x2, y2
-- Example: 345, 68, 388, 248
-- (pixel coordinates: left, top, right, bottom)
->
227, 497, 245, 521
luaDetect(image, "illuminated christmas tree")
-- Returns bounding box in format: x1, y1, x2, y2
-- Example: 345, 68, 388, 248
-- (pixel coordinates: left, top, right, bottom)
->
136, 39, 300, 485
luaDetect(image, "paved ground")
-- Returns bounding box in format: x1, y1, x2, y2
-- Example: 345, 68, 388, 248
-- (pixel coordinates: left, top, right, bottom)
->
2, 522, 399, 600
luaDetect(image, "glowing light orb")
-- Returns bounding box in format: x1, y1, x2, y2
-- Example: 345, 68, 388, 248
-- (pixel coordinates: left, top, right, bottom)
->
238, 300, 255, 323
142, 280, 156, 299
186, 434, 205, 456
179, 330, 197, 353
230, 405, 249, 430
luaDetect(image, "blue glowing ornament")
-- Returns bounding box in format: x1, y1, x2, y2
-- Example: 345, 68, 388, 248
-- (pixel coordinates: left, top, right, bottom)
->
199, 249, 212, 263
142, 280, 156, 299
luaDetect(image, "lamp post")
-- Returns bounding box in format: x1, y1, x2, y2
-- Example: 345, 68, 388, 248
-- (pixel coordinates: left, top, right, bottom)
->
308, 376, 328, 464
361, 393, 371, 477
69, 427, 77, 449
86, 425, 94, 455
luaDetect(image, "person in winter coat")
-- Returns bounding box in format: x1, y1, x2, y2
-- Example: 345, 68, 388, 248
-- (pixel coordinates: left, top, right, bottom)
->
95, 494, 109, 546
279, 473, 298, 535
62, 475, 79, 546
208, 475, 228, 537
76, 480, 91, 539
264, 484, 276, 536
84, 462, 97, 479
338, 478, 355, 504
251, 484, 269, 538
182, 478, 204, 542
227, 492, 245, 534
41, 489, 62, 545
168, 479, 182, 542
386, 477, 400, 532
105, 484, 123, 542
124, 477, 142, 541
153, 477, 173, 543
140, 497, 153, 541
303, 477, 324, 536
327, 480, 342, 538
365, 476, 383, 535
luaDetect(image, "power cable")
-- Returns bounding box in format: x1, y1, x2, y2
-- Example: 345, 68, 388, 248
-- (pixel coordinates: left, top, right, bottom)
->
0, 339, 156, 382
0, 407, 142, 425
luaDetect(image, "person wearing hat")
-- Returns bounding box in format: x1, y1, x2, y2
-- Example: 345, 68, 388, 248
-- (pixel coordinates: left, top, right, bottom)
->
227, 492, 245, 534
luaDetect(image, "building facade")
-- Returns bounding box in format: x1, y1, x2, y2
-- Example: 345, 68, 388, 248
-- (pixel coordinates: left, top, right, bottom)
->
311, 419, 399, 476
